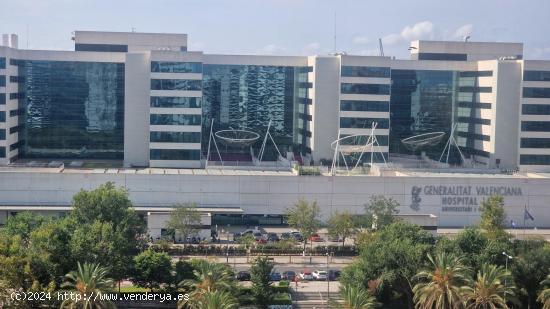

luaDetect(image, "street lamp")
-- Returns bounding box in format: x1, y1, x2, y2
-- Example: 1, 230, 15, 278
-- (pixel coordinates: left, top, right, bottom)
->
326, 247, 330, 309
502, 252, 513, 303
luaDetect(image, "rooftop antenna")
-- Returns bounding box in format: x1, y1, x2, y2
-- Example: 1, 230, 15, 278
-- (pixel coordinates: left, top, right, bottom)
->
378, 38, 384, 57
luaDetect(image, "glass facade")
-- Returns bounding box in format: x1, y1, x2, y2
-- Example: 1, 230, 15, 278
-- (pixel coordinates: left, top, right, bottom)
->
150, 149, 200, 160
521, 121, 550, 132
0, 147, 5, 158
524, 71, 550, 82
151, 79, 202, 91
151, 62, 202, 73
0, 111, 5, 122
0, 93, 5, 105
340, 100, 389, 112
389, 70, 458, 159
341, 66, 390, 78
521, 138, 550, 148
0, 129, 5, 140
523, 87, 550, 98
150, 131, 201, 143
75, 44, 128, 52
522, 104, 550, 115
520, 154, 550, 165
150, 114, 201, 126
0, 75, 5, 87
417, 53, 467, 61
340, 83, 390, 95
202, 64, 309, 158
17, 60, 125, 159
150, 97, 201, 108
339, 117, 389, 129
0, 57, 5, 69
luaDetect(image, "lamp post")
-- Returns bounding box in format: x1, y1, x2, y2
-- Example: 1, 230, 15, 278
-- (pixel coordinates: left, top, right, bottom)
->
502, 252, 513, 303
326, 247, 330, 309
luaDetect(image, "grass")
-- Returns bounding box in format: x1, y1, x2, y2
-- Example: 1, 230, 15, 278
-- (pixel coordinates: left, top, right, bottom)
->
118, 286, 150, 293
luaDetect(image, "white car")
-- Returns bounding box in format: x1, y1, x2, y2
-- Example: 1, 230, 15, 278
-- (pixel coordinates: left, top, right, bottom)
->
299, 271, 314, 281
312, 270, 328, 281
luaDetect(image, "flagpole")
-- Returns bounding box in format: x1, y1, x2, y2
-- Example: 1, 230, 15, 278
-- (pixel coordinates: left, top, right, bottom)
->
523, 205, 526, 239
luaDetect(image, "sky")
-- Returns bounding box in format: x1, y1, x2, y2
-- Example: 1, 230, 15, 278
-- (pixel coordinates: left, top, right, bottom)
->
1, 0, 550, 59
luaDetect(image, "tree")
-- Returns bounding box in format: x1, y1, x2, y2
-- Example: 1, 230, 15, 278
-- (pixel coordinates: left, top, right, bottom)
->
250, 256, 274, 309
179, 290, 239, 309
328, 210, 358, 248
237, 233, 256, 263
60, 262, 115, 309
166, 203, 201, 246
337, 284, 378, 309
276, 238, 297, 262
174, 258, 195, 286
412, 253, 471, 309
538, 273, 550, 309
180, 260, 235, 294
364, 195, 399, 230
479, 195, 507, 238
463, 263, 515, 309
341, 222, 435, 309
511, 239, 550, 308
132, 249, 173, 291
285, 199, 321, 253
3, 211, 46, 241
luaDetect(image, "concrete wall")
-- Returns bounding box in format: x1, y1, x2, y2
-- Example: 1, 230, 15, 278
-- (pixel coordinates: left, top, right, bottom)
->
0, 170, 549, 228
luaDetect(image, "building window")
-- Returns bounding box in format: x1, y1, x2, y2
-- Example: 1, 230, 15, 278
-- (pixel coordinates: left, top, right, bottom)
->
340, 100, 389, 112
341, 66, 390, 78
0, 147, 5, 158
417, 53, 467, 61
151, 79, 202, 91
459, 71, 493, 77
9, 93, 24, 100
522, 104, 550, 115
523, 87, 550, 98
0, 111, 5, 122
457, 131, 490, 141
0, 57, 5, 69
520, 154, 550, 165
0, 129, 5, 140
457, 117, 491, 125
524, 71, 550, 82
459, 86, 492, 93
150, 114, 201, 126
339, 117, 389, 129
0, 75, 5, 87
150, 131, 201, 143
0, 93, 5, 105
150, 149, 200, 160
522, 121, 550, 132
521, 138, 550, 148
150, 96, 201, 108
340, 83, 390, 95
340, 134, 389, 146
457, 102, 491, 109
75, 43, 128, 52
151, 61, 202, 73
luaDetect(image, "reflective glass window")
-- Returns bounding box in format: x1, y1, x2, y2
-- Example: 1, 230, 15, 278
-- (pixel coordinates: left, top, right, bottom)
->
521, 138, 550, 148
150, 149, 200, 160
0, 75, 5, 87
417, 53, 467, 61
520, 154, 550, 165
150, 97, 201, 108
0, 93, 5, 104
0, 57, 5, 69
522, 104, 550, 115
151, 61, 202, 73
459, 71, 493, 77
523, 87, 550, 98
341, 66, 390, 78
339, 117, 389, 129
340, 83, 390, 95
150, 131, 201, 143
524, 71, 550, 81
75, 44, 128, 52
0, 111, 4, 122
17, 60, 125, 159
151, 79, 202, 91
0, 129, 5, 139
457, 117, 491, 125
340, 100, 389, 112
150, 114, 201, 125
521, 121, 550, 132
459, 86, 492, 93
458, 102, 491, 109
0, 146, 4, 158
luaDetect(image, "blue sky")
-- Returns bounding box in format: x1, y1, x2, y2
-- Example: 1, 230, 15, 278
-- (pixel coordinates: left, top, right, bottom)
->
1, 0, 550, 59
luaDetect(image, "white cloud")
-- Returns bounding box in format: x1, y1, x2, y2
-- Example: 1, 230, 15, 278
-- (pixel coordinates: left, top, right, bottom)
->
452, 24, 473, 40
189, 41, 205, 50
352, 36, 371, 45
382, 21, 435, 46
257, 44, 287, 55
304, 42, 320, 51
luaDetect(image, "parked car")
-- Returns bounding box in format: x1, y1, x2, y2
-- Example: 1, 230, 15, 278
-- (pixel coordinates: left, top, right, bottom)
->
309, 233, 324, 242
312, 270, 328, 281
253, 232, 263, 240
256, 237, 267, 244
327, 235, 342, 242
234, 229, 255, 241
328, 270, 341, 281
280, 232, 291, 240
282, 270, 296, 281
270, 272, 282, 281
299, 271, 313, 281
236, 271, 251, 281
291, 232, 303, 242
267, 232, 279, 242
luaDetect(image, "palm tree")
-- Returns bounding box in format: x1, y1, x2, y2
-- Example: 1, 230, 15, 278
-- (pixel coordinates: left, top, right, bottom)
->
178, 290, 238, 309
335, 284, 378, 309
60, 262, 116, 309
538, 273, 550, 309
463, 263, 515, 309
413, 253, 471, 309
180, 260, 235, 293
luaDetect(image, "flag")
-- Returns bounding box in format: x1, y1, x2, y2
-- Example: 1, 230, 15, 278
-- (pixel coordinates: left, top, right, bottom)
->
524, 208, 534, 221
